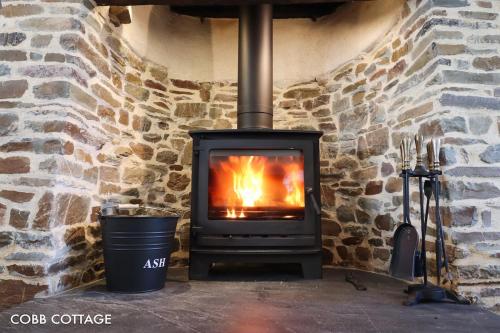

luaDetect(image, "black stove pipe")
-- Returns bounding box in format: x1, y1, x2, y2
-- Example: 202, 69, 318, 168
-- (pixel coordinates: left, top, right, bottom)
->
237, 4, 273, 129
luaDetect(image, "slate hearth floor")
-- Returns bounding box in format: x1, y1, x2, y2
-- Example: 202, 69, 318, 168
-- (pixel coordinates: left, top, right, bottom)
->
0, 267, 498, 333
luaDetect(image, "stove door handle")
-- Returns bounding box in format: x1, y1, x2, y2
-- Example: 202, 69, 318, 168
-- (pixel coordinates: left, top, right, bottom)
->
306, 187, 321, 216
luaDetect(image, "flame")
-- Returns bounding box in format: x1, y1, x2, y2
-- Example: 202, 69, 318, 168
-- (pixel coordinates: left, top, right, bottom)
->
210, 154, 305, 219
232, 156, 264, 207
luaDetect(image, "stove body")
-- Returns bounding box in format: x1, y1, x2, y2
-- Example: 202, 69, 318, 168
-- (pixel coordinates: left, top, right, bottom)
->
189, 129, 322, 279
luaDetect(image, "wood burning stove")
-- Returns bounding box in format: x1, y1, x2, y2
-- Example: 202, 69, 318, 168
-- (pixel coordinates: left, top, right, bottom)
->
189, 5, 323, 279
189, 130, 323, 279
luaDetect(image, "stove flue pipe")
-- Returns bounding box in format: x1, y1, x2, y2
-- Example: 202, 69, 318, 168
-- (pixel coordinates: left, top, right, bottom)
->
237, 4, 273, 129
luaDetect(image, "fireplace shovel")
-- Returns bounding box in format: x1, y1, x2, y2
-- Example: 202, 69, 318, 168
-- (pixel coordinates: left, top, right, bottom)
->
390, 137, 419, 280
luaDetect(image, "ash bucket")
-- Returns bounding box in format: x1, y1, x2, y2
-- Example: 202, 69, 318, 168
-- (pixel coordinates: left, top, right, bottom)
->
99, 204, 179, 293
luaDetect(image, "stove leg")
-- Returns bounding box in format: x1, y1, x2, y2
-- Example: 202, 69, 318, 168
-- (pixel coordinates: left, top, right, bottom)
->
301, 254, 322, 279
189, 256, 211, 280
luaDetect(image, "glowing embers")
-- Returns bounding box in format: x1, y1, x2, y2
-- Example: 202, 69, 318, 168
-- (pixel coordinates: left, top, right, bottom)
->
208, 150, 305, 220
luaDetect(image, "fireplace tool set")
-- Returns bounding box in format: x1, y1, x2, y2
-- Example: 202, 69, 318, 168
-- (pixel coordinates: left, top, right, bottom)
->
390, 135, 469, 305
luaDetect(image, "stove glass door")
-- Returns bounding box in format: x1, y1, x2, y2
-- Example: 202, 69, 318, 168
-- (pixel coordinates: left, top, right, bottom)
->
208, 149, 305, 220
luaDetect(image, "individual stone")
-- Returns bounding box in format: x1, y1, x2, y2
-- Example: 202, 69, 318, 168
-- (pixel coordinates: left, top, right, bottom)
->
355, 209, 371, 224
130, 143, 154, 160
356, 136, 369, 160
142, 133, 161, 143
0, 64, 10, 77
459, 10, 498, 20
446, 166, 500, 178
123, 167, 155, 185
322, 219, 341, 236
0, 231, 12, 248
482, 210, 491, 227
144, 79, 166, 91
0, 190, 34, 203
64, 227, 85, 246
336, 205, 355, 222
20, 65, 88, 87
366, 127, 389, 156
479, 144, 500, 163
332, 156, 358, 170
442, 70, 500, 86
388, 60, 406, 81
0, 113, 18, 136
132, 116, 152, 132
338, 106, 368, 133
375, 214, 394, 231
303, 95, 330, 110
381, 162, 394, 176
0, 80, 28, 99
350, 166, 378, 181
473, 56, 500, 71
469, 116, 491, 135
19, 17, 83, 32
31, 121, 93, 147
358, 197, 382, 213
440, 93, 500, 110
0, 4, 43, 17
33, 81, 97, 110
352, 91, 365, 106
365, 181, 383, 195
7, 264, 45, 277
355, 247, 371, 261
167, 173, 190, 191
99, 166, 119, 182
444, 181, 500, 200
419, 116, 467, 136
321, 184, 336, 207
368, 238, 383, 247
44, 53, 65, 62
175, 103, 207, 118
342, 236, 363, 246
385, 177, 402, 193
373, 248, 390, 261
156, 151, 178, 164
124, 83, 149, 101
5, 252, 50, 261
170, 78, 199, 90
33, 192, 53, 230
397, 102, 433, 123
283, 87, 321, 99
9, 209, 29, 229
214, 94, 237, 102
0, 156, 30, 174
92, 83, 121, 108
0, 32, 27, 46
452, 231, 500, 244
0, 202, 6, 223
431, 206, 478, 227
331, 97, 350, 113
31, 34, 52, 48
55, 194, 90, 225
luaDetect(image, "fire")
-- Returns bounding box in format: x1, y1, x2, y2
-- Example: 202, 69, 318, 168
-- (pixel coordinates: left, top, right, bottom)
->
209, 153, 305, 219
232, 156, 264, 207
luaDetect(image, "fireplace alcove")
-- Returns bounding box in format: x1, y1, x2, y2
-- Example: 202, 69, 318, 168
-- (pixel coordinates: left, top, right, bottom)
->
1, 0, 499, 312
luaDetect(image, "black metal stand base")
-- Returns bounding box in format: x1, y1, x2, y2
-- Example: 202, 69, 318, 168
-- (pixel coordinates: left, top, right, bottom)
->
404, 285, 470, 306
189, 251, 322, 280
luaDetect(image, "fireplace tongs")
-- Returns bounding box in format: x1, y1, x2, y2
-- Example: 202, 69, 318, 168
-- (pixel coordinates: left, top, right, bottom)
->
306, 187, 321, 215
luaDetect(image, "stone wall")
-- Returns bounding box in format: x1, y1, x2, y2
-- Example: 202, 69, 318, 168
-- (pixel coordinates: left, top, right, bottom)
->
0, 0, 499, 313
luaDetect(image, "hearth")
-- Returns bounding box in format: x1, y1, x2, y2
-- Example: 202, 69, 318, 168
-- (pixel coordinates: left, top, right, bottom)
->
189, 130, 323, 279
189, 4, 323, 279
